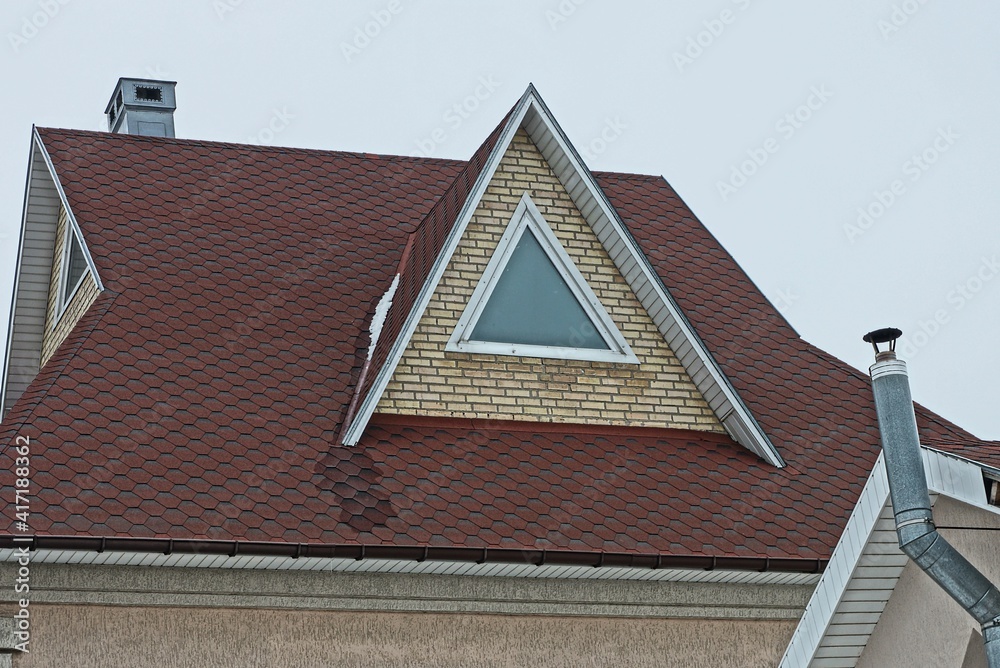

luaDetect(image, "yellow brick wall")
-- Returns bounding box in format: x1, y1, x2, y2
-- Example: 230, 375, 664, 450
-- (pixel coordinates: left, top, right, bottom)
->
41, 207, 100, 367
377, 130, 723, 432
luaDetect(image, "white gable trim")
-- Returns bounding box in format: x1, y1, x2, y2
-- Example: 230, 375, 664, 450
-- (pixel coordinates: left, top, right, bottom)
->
54, 218, 94, 324
0, 128, 103, 416
33, 128, 103, 292
779, 447, 998, 667
446, 192, 638, 364
343, 86, 784, 469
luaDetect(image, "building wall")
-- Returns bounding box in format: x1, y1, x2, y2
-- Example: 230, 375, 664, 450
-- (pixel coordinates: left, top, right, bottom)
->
40, 207, 99, 367
11, 605, 798, 668
857, 496, 1000, 668
0, 562, 809, 667
377, 130, 724, 432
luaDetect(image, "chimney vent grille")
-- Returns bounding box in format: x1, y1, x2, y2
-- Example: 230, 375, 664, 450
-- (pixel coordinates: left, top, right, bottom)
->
135, 85, 163, 103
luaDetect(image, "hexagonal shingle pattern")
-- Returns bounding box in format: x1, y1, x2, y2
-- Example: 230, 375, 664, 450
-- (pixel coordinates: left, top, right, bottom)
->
0, 124, 993, 562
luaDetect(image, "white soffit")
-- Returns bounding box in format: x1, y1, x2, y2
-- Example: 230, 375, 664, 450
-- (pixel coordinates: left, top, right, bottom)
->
0, 548, 820, 586
779, 448, 996, 668
344, 86, 783, 468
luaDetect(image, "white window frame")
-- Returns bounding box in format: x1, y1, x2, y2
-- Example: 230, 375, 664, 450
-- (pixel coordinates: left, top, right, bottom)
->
446, 192, 639, 364
55, 224, 90, 324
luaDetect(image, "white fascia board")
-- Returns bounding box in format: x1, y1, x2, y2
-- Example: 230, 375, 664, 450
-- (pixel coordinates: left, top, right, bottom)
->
344, 85, 782, 470
778, 452, 890, 668
779, 447, 999, 667
33, 127, 104, 292
518, 96, 782, 468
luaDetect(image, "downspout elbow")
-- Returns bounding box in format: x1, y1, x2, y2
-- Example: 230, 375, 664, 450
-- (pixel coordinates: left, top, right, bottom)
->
898, 519, 1000, 625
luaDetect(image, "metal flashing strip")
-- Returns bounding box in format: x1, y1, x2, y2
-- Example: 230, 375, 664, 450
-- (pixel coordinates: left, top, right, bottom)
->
0, 545, 821, 586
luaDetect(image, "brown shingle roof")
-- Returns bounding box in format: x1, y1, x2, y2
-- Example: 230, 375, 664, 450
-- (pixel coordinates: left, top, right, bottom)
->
0, 124, 990, 565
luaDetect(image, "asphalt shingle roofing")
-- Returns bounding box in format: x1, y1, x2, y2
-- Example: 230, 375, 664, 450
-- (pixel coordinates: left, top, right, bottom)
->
0, 121, 992, 567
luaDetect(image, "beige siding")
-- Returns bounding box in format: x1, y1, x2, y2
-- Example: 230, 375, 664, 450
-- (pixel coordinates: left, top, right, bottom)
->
377, 130, 723, 432
40, 207, 99, 368
856, 496, 1000, 668
2, 145, 61, 414
13, 604, 795, 668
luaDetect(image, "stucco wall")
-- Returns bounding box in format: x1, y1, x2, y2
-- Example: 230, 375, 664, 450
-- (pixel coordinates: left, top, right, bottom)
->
0, 562, 811, 667
857, 496, 1000, 668
11, 604, 797, 668
377, 129, 723, 432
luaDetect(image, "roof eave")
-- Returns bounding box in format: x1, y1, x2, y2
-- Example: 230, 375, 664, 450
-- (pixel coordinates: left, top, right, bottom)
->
0, 535, 827, 577
779, 446, 1000, 667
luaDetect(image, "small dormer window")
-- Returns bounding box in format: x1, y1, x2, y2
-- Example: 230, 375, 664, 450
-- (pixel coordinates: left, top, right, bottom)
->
469, 230, 609, 350
59, 227, 89, 313
447, 192, 638, 364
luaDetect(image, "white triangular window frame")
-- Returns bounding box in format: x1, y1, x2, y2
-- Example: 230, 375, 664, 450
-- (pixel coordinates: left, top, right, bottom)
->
57, 224, 91, 319
446, 192, 639, 364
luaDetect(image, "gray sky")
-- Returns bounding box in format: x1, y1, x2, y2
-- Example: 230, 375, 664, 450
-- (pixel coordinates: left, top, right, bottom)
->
1, 1, 997, 439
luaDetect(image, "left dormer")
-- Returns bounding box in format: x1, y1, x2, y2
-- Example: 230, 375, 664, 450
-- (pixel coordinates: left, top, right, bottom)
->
0, 128, 103, 418
41, 205, 100, 366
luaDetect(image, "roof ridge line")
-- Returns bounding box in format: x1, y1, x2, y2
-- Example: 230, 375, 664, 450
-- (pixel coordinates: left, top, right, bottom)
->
35, 126, 468, 166
802, 339, 978, 441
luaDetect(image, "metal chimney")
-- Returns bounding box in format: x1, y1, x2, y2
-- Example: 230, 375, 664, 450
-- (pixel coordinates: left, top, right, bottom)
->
105, 77, 177, 137
865, 327, 1000, 667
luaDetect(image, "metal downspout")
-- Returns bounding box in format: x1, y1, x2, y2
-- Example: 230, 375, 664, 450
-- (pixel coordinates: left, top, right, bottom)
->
865, 328, 1000, 666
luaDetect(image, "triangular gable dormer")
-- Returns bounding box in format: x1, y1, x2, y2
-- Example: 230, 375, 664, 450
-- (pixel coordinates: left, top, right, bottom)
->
1, 128, 104, 416
447, 192, 638, 364
341, 85, 784, 468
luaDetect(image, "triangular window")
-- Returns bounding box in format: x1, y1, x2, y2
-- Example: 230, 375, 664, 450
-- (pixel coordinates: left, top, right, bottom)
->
447, 193, 638, 364
60, 228, 89, 310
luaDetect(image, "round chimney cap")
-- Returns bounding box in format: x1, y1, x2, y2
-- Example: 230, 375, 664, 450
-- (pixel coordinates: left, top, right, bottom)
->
863, 327, 902, 345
